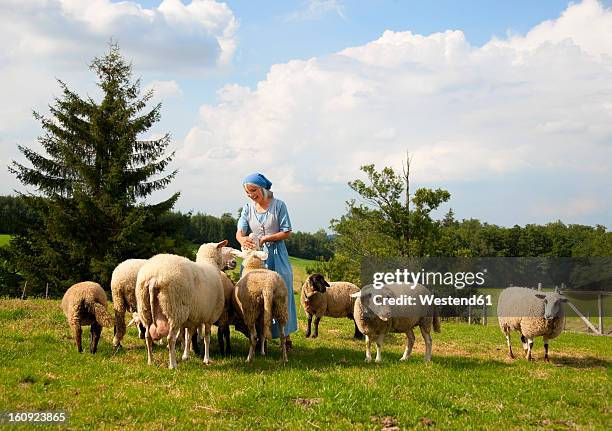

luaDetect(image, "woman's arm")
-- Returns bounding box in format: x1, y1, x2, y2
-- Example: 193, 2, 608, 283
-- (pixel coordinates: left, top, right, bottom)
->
261, 230, 291, 244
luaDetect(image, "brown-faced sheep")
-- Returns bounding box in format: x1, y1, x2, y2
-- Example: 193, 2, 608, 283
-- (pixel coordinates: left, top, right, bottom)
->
61, 281, 113, 353
497, 287, 567, 361
135, 253, 225, 369
231, 249, 289, 363
300, 274, 363, 340
351, 283, 441, 363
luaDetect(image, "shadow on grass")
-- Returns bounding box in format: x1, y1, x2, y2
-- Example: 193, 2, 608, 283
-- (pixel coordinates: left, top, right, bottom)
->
551, 356, 611, 369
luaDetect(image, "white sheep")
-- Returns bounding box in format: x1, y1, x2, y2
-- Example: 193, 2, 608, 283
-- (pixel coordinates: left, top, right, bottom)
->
300, 274, 363, 339
135, 251, 225, 369
351, 283, 441, 363
195, 242, 248, 355
110, 258, 147, 348
497, 287, 567, 361
61, 281, 114, 353
230, 249, 289, 363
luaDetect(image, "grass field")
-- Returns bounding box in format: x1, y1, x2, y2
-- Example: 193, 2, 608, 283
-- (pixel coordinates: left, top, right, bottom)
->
1, 295, 610, 430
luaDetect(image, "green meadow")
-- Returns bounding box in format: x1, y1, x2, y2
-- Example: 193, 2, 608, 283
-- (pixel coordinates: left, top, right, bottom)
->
1, 291, 610, 430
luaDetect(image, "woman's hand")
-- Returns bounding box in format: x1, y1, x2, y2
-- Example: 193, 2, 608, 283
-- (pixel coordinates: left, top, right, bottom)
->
238, 235, 257, 250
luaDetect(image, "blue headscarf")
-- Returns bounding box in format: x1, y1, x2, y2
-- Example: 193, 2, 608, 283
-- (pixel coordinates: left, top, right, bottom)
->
243, 172, 272, 190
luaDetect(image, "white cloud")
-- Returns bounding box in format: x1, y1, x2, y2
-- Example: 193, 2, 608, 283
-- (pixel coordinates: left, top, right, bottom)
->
176, 0, 612, 229
143, 80, 183, 101
284, 0, 347, 22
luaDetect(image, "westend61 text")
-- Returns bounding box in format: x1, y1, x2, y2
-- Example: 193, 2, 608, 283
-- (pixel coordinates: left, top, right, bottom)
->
372, 294, 493, 307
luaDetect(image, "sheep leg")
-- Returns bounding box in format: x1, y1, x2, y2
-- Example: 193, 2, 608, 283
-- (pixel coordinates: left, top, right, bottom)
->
364, 335, 372, 363
145, 326, 154, 365
167, 325, 180, 369
374, 333, 385, 363
505, 330, 515, 359
400, 329, 415, 361
203, 324, 212, 365
182, 327, 192, 361
420, 326, 433, 362
90, 321, 102, 354
224, 325, 231, 355
313, 316, 321, 338
246, 324, 257, 363
525, 338, 534, 361
217, 325, 226, 356
520, 334, 528, 354
305, 314, 312, 338
113, 308, 126, 348
543, 336, 550, 362
280, 325, 288, 363
353, 319, 364, 340
72, 323, 83, 353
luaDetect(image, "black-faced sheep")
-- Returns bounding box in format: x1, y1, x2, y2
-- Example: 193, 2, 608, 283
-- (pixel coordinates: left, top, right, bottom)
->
61, 281, 113, 353
300, 274, 363, 339
497, 287, 567, 361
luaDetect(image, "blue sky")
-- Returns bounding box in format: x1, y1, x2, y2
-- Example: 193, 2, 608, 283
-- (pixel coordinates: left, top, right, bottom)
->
1, 0, 611, 232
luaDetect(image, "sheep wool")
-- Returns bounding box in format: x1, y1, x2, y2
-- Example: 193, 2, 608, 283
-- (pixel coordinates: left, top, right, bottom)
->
497, 287, 566, 361
136, 253, 224, 369
110, 258, 147, 347
61, 281, 113, 354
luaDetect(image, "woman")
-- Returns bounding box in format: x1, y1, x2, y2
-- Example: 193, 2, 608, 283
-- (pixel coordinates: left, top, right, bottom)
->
236, 172, 298, 349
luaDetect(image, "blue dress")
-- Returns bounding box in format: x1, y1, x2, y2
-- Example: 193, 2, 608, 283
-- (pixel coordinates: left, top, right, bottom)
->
238, 198, 298, 338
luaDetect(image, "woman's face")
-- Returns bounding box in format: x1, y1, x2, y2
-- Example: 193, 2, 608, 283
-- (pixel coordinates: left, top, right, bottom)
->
244, 184, 263, 203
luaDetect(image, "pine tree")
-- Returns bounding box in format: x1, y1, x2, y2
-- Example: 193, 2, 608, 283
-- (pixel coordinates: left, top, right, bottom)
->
9, 43, 181, 293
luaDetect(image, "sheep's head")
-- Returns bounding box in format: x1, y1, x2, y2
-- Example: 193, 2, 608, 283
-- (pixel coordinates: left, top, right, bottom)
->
303, 274, 330, 303
535, 291, 568, 320
230, 248, 268, 272
221, 247, 237, 270
196, 240, 229, 269
351, 285, 392, 322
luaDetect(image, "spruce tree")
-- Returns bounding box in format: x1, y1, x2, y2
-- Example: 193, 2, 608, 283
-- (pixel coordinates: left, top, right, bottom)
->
9, 44, 180, 293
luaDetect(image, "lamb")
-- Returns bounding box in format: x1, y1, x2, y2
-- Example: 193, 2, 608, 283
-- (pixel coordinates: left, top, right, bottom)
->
497, 287, 567, 362
61, 281, 114, 353
135, 251, 225, 369
231, 249, 289, 363
351, 283, 441, 363
110, 258, 147, 348
300, 274, 363, 340
195, 242, 248, 355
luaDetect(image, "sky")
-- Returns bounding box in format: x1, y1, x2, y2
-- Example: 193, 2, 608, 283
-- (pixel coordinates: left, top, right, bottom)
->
1, 0, 611, 233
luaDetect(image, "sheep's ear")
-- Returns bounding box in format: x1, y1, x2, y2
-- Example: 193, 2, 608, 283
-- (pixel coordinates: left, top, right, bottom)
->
535, 294, 546, 299
350, 291, 362, 298
256, 251, 268, 261
216, 240, 228, 248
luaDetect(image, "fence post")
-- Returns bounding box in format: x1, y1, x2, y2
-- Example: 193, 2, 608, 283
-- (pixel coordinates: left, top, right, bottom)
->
468, 303, 472, 325
45, 283, 49, 299
538, 282, 542, 291
21, 281, 28, 300
482, 302, 487, 326
598, 294, 603, 335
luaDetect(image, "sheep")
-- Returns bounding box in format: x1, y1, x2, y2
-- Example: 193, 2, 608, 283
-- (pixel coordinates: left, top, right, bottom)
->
300, 273, 363, 340
231, 249, 289, 363
497, 287, 567, 362
110, 259, 147, 348
135, 252, 225, 369
61, 281, 113, 353
195, 241, 248, 355
351, 283, 441, 363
